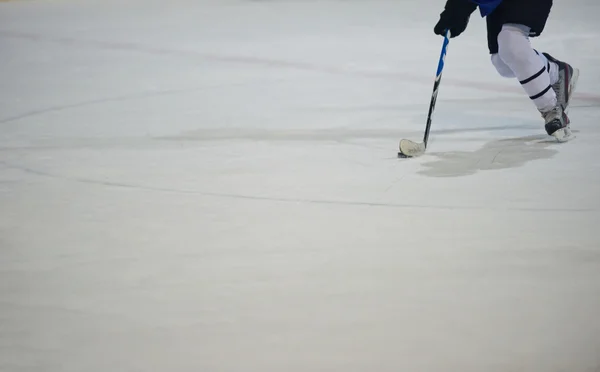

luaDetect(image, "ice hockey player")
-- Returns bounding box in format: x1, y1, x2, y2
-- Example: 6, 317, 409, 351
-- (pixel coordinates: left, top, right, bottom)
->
433, 0, 579, 141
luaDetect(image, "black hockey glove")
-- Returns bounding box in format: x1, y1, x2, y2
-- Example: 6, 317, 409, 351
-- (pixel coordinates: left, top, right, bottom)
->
434, 0, 478, 38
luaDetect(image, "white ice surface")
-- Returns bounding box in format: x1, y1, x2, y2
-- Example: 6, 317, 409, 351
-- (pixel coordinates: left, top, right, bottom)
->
1, 0, 600, 371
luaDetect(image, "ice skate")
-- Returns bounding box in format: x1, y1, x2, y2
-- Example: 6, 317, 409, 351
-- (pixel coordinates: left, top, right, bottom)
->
541, 105, 573, 142
543, 53, 580, 112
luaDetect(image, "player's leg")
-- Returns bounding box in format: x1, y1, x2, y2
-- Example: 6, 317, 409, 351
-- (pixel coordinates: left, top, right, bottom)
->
503, 0, 580, 113
496, 24, 570, 139
486, 6, 545, 78
497, 24, 556, 113
492, 0, 579, 112
486, 0, 576, 140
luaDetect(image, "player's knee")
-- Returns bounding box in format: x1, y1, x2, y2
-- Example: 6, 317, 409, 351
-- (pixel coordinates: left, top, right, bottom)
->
491, 53, 515, 78
497, 24, 531, 66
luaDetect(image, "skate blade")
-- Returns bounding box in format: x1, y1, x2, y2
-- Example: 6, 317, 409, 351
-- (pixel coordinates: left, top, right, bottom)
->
398, 139, 426, 158
551, 127, 575, 143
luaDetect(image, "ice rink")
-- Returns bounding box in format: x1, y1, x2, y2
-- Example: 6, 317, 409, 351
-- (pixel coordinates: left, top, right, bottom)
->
1, 0, 600, 371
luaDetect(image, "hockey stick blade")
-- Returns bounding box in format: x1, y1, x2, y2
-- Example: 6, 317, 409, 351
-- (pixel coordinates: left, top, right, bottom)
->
398, 139, 426, 158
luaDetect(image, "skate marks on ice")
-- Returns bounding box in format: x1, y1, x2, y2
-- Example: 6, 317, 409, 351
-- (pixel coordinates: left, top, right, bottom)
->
417, 133, 576, 178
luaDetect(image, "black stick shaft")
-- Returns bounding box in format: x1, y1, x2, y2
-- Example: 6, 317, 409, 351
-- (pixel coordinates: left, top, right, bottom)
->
422, 30, 450, 148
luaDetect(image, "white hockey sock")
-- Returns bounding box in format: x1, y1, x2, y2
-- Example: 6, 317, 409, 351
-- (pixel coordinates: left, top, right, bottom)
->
491, 53, 515, 78
491, 52, 559, 84
497, 23, 557, 112
535, 50, 559, 85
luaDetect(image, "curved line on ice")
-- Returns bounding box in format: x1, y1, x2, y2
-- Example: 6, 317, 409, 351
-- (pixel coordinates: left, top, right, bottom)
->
0, 160, 596, 214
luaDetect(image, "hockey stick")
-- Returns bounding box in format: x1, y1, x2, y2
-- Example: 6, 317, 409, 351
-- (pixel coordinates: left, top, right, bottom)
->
398, 30, 451, 158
